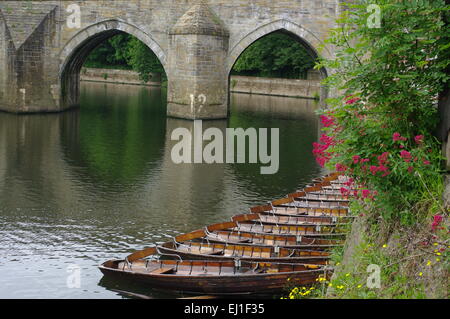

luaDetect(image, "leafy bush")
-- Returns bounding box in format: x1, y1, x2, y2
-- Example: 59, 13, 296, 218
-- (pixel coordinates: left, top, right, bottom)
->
314, 0, 450, 223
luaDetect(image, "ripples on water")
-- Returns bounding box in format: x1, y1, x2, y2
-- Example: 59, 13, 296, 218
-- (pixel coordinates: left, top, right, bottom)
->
0, 82, 325, 298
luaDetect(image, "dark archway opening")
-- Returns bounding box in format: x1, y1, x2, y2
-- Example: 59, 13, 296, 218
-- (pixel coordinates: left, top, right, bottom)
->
61, 31, 166, 109
228, 30, 328, 110
231, 30, 319, 80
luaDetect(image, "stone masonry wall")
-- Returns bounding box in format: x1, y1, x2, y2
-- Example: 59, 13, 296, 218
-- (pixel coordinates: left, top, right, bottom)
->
0, 0, 339, 116
230, 75, 321, 99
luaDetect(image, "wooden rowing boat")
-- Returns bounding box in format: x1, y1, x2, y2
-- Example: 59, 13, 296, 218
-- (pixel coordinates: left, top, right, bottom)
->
253, 202, 350, 217
168, 226, 344, 250
250, 201, 351, 220
157, 240, 331, 264
203, 220, 347, 239
231, 213, 350, 228
203, 229, 344, 249
99, 253, 329, 295
251, 205, 353, 221
282, 199, 349, 208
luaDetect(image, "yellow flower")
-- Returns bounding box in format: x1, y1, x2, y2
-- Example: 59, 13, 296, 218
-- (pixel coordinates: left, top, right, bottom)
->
426, 260, 432, 266
357, 284, 362, 288
436, 252, 441, 256
418, 272, 423, 277
328, 283, 333, 287
436, 258, 440, 262
345, 273, 350, 277
433, 243, 438, 246
382, 244, 387, 248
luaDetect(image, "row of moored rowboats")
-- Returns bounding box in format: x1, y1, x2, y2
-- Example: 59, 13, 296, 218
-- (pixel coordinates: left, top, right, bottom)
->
99, 172, 353, 296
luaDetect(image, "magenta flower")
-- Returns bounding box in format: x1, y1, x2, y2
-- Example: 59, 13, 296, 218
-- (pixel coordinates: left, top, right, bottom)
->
370, 165, 379, 175
352, 155, 360, 164
393, 132, 407, 142
345, 97, 360, 105
320, 134, 334, 145
316, 157, 326, 168
414, 135, 424, 144
431, 215, 443, 231
377, 152, 389, 165
400, 150, 412, 162
361, 189, 370, 198
320, 115, 335, 128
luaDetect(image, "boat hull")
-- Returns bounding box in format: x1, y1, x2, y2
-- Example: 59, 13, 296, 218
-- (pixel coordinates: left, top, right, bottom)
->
99, 260, 324, 295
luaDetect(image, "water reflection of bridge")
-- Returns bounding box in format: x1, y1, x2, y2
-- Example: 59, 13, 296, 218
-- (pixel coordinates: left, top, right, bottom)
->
0, 84, 324, 234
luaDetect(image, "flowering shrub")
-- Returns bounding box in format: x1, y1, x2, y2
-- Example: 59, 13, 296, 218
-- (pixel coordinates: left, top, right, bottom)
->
314, 0, 450, 223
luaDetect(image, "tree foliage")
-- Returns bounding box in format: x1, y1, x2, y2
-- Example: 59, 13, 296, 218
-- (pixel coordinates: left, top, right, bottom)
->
126, 37, 165, 82
232, 32, 316, 79
314, 0, 450, 224
84, 33, 165, 81
84, 31, 316, 81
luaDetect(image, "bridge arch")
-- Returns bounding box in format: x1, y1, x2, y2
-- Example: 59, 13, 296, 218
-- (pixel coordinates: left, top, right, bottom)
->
58, 19, 167, 108
226, 19, 331, 79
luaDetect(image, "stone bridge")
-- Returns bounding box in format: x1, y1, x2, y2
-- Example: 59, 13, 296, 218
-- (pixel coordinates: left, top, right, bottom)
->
0, 0, 341, 119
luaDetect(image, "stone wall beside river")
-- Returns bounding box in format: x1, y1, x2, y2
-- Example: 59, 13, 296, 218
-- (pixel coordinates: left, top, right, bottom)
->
80, 68, 322, 99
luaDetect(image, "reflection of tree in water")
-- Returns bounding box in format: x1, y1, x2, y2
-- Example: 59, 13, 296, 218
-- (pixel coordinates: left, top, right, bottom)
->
227, 94, 323, 201
59, 84, 167, 187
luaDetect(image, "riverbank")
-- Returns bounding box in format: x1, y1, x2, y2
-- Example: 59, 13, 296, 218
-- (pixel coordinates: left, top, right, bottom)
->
80, 68, 322, 99
80, 67, 162, 87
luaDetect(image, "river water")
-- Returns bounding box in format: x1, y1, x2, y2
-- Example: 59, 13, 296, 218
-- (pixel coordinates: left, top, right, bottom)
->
0, 82, 324, 298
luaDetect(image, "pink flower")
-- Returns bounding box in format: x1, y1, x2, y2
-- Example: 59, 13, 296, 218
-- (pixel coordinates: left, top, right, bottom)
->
320, 115, 335, 128
377, 165, 390, 177
345, 96, 360, 105
393, 132, 407, 142
340, 188, 350, 196
370, 165, 379, 175
335, 163, 347, 172
344, 178, 354, 187
400, 150, 412, 162
431, 215, 443, 231
352, 155, 360, 164
423, 160, 431, 165
316, 157, 326, 167
320, 135, 334, 145
408, 166, 414, 173
377, 152, 389, 165
414, 135, 424, 144
361, 189, 370, 198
